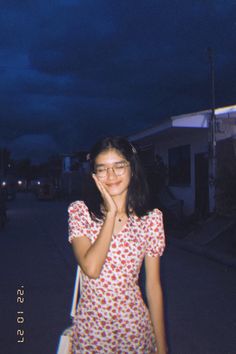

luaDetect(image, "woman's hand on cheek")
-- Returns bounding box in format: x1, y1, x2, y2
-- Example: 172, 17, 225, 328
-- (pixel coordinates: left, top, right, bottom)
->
92, 174, 117, 215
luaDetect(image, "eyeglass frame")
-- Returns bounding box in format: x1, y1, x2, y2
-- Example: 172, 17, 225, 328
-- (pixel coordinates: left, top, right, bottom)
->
94, 160, 130, 178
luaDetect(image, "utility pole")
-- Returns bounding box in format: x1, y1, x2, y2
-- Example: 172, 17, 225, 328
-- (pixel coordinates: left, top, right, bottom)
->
207, 47, 217, 213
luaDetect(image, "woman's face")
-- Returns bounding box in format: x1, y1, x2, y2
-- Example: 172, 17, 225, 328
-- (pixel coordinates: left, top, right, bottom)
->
94, 149, 131, 197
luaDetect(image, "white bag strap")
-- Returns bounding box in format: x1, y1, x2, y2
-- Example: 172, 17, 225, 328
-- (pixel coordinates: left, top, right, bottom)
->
70, 265, 82, 318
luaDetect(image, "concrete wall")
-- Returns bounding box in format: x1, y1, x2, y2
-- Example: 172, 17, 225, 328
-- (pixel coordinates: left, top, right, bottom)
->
154, 129, 209, 215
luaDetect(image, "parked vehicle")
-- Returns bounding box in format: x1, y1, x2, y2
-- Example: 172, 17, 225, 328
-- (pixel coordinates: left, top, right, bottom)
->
29, 178, 61, 200
37, 182, 56, 200
16, 179, 28, 192
0, 178, 16, 201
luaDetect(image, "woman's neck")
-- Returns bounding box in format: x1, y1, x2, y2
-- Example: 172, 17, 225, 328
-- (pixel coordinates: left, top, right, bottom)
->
112, 194, 127, 214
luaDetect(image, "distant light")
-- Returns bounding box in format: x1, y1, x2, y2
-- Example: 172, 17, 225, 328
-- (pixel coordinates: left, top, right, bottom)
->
18, 180, 23, 185
37, 181, 41, 185
2, 181, 6, 186
8, 164, 11, 168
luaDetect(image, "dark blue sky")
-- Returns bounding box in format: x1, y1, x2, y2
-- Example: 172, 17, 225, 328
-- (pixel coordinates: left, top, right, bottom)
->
0, 0, 235, 163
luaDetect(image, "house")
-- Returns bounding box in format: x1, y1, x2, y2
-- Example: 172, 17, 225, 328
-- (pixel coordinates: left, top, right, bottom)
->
128, 105, 236, 218
61, 152, 89, 198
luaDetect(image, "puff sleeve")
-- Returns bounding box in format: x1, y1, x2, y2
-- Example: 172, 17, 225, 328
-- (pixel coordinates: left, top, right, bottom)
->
145, 209, 166, 257
68, 201, 91, 243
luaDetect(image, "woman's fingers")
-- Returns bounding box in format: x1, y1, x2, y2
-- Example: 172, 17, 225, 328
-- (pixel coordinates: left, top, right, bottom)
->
92, 174, 108, 198
92, 174, 117, 213
92, 174, 105, 194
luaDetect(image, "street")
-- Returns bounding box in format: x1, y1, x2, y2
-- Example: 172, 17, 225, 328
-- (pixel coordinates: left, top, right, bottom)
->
0, 193, 235, 354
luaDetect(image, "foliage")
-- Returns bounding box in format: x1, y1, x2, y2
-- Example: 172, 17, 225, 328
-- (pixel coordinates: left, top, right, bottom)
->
0, 148, 11, 175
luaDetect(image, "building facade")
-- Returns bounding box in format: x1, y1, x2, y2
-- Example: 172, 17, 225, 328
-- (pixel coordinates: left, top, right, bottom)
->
129, 105, 236, 217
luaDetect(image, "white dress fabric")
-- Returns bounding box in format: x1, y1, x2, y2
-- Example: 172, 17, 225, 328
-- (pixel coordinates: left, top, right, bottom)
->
68, 200, 165, 354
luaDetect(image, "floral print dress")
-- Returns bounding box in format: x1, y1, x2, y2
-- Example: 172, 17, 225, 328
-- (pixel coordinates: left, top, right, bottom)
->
68, 201, 165, 354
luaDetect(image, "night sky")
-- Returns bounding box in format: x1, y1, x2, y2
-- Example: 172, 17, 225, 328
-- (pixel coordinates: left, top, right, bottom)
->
0, 0, 236, 163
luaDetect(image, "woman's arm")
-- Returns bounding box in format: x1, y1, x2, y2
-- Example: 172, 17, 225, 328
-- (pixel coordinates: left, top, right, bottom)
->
72, 211, 115, 279
145, 255, 168, 354
71, 174, 117, 279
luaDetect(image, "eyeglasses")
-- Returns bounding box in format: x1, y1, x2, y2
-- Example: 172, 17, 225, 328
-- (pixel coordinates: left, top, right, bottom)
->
95, 161, 130, 178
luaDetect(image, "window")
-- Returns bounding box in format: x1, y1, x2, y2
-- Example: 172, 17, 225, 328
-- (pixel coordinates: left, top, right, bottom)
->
168, 145, 191, 186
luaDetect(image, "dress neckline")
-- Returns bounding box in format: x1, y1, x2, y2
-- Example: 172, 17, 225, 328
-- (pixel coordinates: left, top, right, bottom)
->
113, 216, 130, 236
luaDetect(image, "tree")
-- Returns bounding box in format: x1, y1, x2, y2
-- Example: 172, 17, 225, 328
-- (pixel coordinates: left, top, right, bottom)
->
0, 148, 11, 176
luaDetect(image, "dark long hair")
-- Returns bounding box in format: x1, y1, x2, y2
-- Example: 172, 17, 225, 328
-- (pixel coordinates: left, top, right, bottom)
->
83, 136, 151, 220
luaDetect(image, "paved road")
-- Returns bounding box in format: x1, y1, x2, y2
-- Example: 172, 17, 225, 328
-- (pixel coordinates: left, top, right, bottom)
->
0, 193, 235, 354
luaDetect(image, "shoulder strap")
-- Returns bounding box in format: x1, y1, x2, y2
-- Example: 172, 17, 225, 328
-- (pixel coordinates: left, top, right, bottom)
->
70, 265, 82, 318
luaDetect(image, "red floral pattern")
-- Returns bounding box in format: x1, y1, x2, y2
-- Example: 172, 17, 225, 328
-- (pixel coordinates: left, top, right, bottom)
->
68, 201, 165, 353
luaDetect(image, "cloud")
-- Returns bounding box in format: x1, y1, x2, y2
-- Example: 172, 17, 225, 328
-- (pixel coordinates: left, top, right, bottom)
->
0, 0, 235, 162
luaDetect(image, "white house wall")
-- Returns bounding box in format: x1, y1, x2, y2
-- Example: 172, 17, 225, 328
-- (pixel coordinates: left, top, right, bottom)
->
216, 117, 236, 141
172, 113, 209, 128
154, 128, 209, 215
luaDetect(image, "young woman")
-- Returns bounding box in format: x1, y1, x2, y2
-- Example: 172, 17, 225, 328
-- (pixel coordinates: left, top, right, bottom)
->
68, 136, 168, 354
